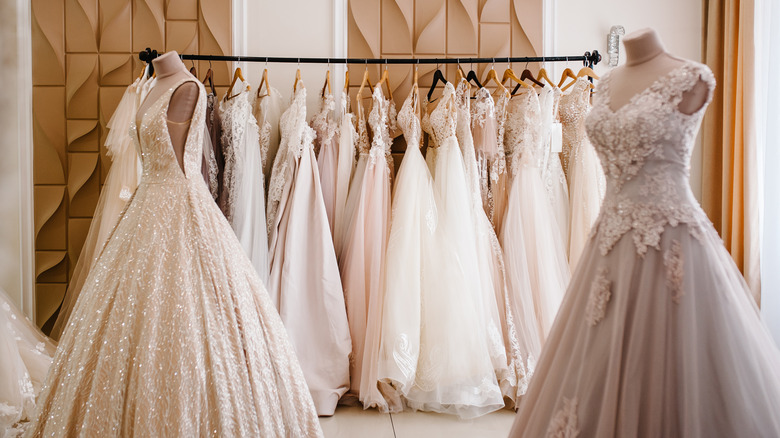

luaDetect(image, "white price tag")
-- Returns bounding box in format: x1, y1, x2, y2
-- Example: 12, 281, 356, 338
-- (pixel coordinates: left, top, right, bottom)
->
551, 122, 563, 153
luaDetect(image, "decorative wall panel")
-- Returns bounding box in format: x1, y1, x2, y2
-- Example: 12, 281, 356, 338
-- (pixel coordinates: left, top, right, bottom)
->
32, 0, 231, 329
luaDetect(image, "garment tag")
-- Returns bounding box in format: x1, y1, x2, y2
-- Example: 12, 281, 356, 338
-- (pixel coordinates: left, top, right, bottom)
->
551, 123, 563, 153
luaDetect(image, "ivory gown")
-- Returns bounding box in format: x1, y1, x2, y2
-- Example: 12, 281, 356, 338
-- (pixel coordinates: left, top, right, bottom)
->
509, 61, 780, 438
312, 90, 339, 235
26, 78, 323, 437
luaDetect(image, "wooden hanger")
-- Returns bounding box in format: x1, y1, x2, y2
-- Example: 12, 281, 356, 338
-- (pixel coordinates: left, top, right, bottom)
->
561, 66, 598, 92
343, 70, 350, 91
483, 63, 507, 96
137, 65, 147, 81
321, 69, 332, 97
456, 65, 465, 83
226, 66, 246, 100
536, 67, 555, 87
502, 67, 533, 97
202, 66, 216, 96
256, 67, 270, 98
357, 67, 373, 102
521, 68, 545, 87
427, 65, 447, 101
188, 60, 197, 77
558, 67, 578, 88
376, 63, 393, 100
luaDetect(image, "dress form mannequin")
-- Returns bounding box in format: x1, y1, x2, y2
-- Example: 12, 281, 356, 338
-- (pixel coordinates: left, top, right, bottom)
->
606, 28, 710, 115
136, 51, 199, 172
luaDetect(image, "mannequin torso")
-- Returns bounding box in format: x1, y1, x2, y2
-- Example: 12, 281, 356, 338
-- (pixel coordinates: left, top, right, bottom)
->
136, 51, 199, 172
606, 28, 709, 115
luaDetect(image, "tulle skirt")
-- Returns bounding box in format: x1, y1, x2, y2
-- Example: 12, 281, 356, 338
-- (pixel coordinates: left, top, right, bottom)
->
544, 153, 571, 257
509, 222, 780, 437
568, 138, 605, 268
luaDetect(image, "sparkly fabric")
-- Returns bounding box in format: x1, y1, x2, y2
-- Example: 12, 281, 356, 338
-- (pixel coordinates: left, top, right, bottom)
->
509, 61, 780, 438
26, 78, 323, 437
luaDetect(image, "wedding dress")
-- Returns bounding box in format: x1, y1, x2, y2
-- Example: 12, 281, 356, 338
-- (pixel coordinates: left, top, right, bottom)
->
26, 78, 323, 437
219, 81, 270, 282
509, 61, 780, 437
408, 82, 502, 418
266, 83, 351, 417
503, 89, 571, 338
312, 90, 339, 235
50, 76, 146, 340
471, 87, 509, 235
0, 290, 55, 437
332, 90, 357, 252
540, 85, 571, 252
560, 77, 606, 268
339, 87, 393, 404
253, 84, 285, 191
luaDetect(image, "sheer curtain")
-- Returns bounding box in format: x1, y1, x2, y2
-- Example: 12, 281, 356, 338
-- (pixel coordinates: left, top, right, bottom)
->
756, 0, 780, 345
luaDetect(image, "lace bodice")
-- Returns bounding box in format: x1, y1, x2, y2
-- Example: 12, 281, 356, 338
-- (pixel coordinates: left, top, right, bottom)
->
367, 87, 394, 172
130, 78, 207, 185
311, 92, 337, 155
559, 78, 591, 176
585, 61, 716, 256
355, 96, 371, 155
218, 83, 254, 220
423, 83, 458, 144
504, 89, 544, 173
397, 86, 422, 149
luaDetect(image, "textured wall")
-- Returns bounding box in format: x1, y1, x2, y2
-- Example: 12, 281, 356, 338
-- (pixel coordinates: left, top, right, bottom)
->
32, 0, 231, 329
347, 0, 542, 108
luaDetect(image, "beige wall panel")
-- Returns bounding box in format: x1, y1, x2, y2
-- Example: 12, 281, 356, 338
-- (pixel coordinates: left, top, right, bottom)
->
381, 0, 413, 54
414, 0, 446, 54
67, 218, 92, 277
32, 0, 65, 86
65, 0, 99, 52
479, 22, 510, 76
479, 0, 509, 23
66, 54, 99, 119
99, 54, 134, 86
511, 0, 540, 56
67, 152, 100, 217
33, 88, 66, 185
36, 251, 68, 283
448, 0, 479, 54
35, 283, 66, 328
166, 20, 198, 54
67, 120, 100, 152
133, 0, 165, 52
166, 0, 198, 20
99, 0, 132, 52
199, 0, 230, 86
98, 86, 126, 182
34, 186, 67, 251
350, 0, 380, 57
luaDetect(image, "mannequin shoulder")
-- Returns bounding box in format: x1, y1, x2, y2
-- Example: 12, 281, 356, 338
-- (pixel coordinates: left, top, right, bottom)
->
168, 81, 199, 121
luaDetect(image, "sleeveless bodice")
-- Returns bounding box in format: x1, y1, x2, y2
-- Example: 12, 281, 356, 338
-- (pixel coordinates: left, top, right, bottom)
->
397, 87, 422, 149
585, 61, 716, 256
559, 79, 591, 176
423, 83, 458, 144
131, 78, 206, 186
368, 86, 393, 168
505, 90, 544, 172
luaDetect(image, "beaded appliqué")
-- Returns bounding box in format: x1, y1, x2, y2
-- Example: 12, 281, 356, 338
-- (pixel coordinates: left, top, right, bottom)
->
585, 268, 611, 326
585, 62, 716, 257
546, 397, 580, 438
664, 239, 685, 303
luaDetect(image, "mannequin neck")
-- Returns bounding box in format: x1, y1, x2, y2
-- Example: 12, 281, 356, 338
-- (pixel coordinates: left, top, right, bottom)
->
152, 51, 186, 79
623, 29, 666, 66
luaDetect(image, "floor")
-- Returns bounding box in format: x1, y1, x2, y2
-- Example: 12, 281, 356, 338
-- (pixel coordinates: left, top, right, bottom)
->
319, 406, 516, 438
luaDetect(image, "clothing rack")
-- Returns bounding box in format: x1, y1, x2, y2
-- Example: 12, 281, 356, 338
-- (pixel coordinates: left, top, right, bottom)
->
139, 48, 602, 68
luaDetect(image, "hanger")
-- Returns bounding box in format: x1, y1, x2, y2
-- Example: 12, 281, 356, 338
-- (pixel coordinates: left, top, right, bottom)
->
466, 61, 483, 89
343, 69, 350, 91
456, 64, 465, 83
376, 60, 393, 100
293, 59, 303, 93
501, 64, 533, 96
561, 66, 598, 92
188, 60, 196, 76
536, 66, 555, 87
202, 60, 216, 96
558, 59, 578, 88
357, 60, 374, 100
226, 65, 247, 100
427, 62, 448, 101
511, 63, 544, 94
256, 58, 270, 98
321, 69, 332, 97
483, 59, 507, 96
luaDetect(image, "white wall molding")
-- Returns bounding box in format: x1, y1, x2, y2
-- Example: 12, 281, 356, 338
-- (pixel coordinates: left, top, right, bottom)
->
17, 0, 34, 320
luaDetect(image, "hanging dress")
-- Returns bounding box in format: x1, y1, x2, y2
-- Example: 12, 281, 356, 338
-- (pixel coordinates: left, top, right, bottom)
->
26, 78, 323, 437
503, 89, 571, 339
312, 90, 339, 235
219, 81, 270, 283
540, 85, 571, 253
266, 83, 351, 417
332, 89, 357, 254
560, 77, 606, 268
50, 76, 146, 340
253, 84, 285, 193
339, 86, 393, 403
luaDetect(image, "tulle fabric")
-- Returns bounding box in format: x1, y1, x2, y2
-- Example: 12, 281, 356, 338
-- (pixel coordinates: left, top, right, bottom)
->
471, 88, 509, 235
509, 225, 780, 437
540, 86, 571, 253
26, 78, 323, 437
253, 84, 285, 191
220, 84, 270, 283
332, 91, 357, 253
336, 97, 370, 261
0, 290, 56, 435
267, 84, 351, 417
50, 78, 145, 340
312, 92, 339, 235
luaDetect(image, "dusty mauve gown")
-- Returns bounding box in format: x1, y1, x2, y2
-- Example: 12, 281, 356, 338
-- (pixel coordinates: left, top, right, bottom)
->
26, 78, 323, 437
508, 61, 780, 437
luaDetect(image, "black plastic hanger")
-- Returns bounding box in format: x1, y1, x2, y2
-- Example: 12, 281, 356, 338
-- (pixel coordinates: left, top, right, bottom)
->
427, 65, 448, 101
466, 68, 483, 89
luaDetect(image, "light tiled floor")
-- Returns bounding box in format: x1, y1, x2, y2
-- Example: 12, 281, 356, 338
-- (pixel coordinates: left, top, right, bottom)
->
319, 406, 516, 438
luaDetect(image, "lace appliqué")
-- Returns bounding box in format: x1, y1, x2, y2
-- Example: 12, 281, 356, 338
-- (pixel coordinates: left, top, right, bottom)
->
585, 268, 611, 326
664, 240, 685, 303
546, 397, 580, 438
218, 85, 251, 221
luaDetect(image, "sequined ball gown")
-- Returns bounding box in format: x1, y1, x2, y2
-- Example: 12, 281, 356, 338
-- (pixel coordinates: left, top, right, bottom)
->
26, 78, 323, 438
508, 61, 780, 438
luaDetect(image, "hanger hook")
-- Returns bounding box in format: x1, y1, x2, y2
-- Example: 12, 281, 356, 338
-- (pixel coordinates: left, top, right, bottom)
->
297, 58, 301, 69
265, 57, 268, 69
365, 58, 368, 72
208, 59, 212, 69
327, 58, 331, 71
415, 57, 419, 73
492, 58, 496, 70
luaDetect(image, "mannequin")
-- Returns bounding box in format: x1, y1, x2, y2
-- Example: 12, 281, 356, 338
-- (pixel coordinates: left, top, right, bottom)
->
606, 28, 710, 115
136, 50, 199, 172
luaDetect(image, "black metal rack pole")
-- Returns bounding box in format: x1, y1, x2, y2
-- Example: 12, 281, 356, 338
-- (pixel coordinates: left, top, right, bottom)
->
139, 48, 602, 68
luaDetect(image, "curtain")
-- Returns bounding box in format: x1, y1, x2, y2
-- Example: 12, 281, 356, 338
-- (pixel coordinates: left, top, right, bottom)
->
701, 0, 761, 305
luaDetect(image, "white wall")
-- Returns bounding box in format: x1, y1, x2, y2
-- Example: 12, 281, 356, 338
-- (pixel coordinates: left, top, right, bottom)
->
553, 0, 704, 199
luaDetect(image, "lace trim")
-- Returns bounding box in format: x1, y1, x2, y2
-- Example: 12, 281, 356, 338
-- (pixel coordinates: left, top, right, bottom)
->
664, 240, 685, 303
585, 268, 611, 326
546, 397, 580, 438
218, 86, 251, 221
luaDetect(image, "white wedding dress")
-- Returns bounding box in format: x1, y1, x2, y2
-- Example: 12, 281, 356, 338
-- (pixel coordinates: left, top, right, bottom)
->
219, 81, 269, 282
540, 86, 571, 252
0, 290, 55, 437
509, 61, 780, 438
253, 84, 285, 192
